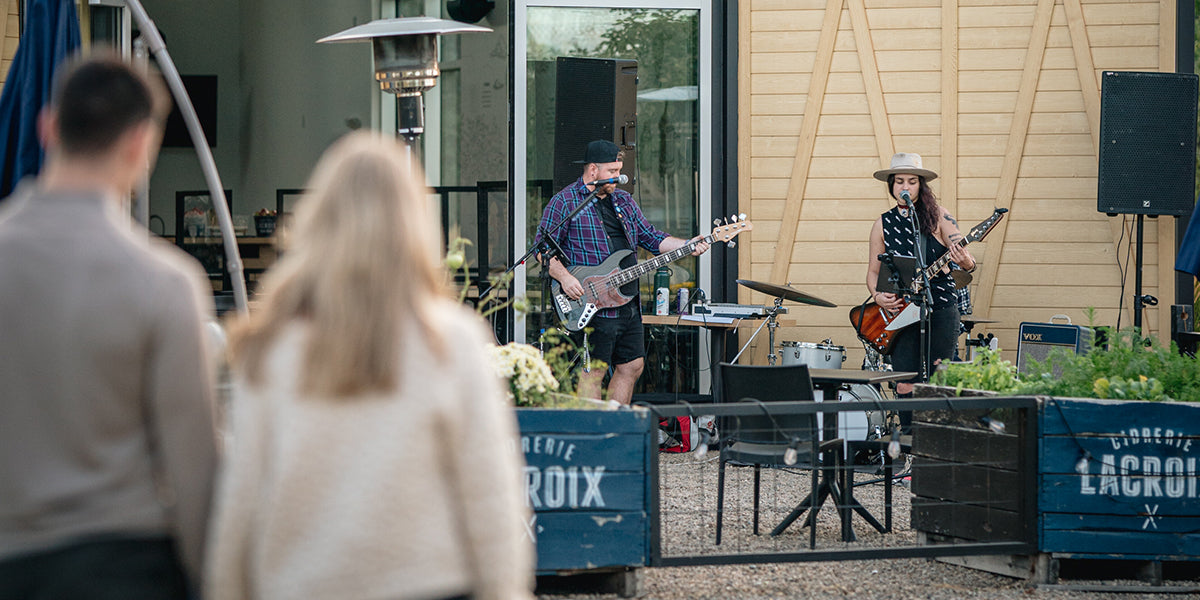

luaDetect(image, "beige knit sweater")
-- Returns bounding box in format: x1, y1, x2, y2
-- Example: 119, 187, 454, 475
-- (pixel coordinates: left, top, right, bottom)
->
205, 302, 534, 600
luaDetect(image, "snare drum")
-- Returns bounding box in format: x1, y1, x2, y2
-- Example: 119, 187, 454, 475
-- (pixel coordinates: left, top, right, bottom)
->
780, 340, 847, 370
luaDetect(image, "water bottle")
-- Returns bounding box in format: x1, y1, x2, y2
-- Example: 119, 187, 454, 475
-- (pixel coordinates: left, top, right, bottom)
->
654, 267, 671, 315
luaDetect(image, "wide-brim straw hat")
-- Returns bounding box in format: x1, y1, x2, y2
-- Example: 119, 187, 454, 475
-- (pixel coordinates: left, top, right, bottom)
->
873, 152, 938, 181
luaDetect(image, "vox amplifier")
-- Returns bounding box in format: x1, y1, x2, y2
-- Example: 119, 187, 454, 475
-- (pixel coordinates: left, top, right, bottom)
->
1016, 316, 1093, 374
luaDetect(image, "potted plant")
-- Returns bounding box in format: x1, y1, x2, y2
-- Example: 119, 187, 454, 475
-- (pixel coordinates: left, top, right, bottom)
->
917, 327, 1200, 568
254, 208, 277, 237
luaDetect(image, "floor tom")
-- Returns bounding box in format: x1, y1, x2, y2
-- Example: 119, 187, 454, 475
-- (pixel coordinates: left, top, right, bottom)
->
835, 383, 886, 441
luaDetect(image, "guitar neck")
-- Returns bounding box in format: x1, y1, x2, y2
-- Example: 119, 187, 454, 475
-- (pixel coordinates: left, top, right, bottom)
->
913, 238, 968, 293
609, 236, 709, 287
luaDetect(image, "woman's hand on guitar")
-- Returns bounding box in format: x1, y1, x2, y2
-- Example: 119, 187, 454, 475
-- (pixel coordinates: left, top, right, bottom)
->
874, 290, 903, 312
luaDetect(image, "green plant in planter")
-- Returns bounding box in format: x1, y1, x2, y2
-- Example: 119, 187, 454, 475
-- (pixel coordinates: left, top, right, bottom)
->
932, 327, 1200, 402
1017, 328, 1200, 402
930, 347, 1021, 395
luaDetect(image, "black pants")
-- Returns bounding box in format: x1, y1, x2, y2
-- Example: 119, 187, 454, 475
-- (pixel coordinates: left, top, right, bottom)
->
889, 305, 960, 383
889, 305, 959, 430
0, 535, 189, 600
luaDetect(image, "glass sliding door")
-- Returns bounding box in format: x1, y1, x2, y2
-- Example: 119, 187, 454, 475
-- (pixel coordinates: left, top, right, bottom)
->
514, 0, 713, 366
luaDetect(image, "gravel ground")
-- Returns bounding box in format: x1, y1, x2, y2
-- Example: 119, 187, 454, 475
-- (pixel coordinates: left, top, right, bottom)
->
536, 453, 1199, 600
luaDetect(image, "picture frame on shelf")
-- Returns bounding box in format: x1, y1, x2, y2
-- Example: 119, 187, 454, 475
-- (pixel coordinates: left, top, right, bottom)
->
175, 189, 233, 244
275, 188, 305, 239
276, 188, 305, 217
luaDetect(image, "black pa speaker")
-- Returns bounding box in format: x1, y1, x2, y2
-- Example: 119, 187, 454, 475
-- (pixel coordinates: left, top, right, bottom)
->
1097, 71, 1198, 216
1016, 317, 1094, 375
553, 57, 637, 193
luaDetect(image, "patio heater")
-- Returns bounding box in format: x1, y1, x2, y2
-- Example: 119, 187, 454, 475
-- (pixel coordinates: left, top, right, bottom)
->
318, 17, 491, 149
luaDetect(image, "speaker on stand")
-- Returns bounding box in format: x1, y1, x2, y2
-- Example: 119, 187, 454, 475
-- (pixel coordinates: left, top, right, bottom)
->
552, 57, 638, 193
1097, 71, 1199, 329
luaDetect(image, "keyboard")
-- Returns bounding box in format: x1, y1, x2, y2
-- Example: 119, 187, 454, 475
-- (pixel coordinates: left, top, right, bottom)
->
691, 303, 788, 319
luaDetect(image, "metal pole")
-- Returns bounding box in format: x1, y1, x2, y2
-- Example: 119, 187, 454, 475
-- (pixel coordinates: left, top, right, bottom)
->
131, 36, 150, 232
1134, 214, 1144, 330
123, 0, 248, 316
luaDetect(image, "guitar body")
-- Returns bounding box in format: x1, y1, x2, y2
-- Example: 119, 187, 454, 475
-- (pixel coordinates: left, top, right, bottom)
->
850, 302, 897, 355
849, 300, 921, 355
551, 250, 635, 332
545, 218, 754, 332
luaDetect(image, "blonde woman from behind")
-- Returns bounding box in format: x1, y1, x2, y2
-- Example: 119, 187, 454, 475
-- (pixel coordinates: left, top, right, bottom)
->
205, 132, 534, 600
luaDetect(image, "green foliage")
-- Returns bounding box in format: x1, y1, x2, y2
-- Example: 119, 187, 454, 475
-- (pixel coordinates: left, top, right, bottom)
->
939, 327, 1200, 402
930, 347, 1021, 395
538, 328, 609, 402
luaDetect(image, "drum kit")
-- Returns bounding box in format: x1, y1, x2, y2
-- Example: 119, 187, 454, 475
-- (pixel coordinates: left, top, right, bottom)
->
732, 279, 886, 443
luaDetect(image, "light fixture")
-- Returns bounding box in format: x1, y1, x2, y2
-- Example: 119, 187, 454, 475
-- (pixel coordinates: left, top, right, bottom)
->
318, 17, 491, 145
978, 415, 1006, 434
887, 427, 902, 459
1075, 449, 1092, 474
783, 439, 799, 466
692, 429, 712, 461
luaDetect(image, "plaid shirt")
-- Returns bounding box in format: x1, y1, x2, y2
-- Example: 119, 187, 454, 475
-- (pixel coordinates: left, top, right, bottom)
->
535, 178, 669, 317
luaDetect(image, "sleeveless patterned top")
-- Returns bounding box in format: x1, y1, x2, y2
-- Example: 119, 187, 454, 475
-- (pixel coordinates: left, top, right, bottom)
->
880, 206, 957, 309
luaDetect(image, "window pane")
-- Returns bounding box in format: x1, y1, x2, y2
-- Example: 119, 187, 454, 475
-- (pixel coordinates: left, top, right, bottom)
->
524, 7, 701, 347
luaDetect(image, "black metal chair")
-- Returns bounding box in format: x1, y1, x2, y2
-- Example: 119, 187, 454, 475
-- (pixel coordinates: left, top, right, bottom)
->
715, 362, 845, 548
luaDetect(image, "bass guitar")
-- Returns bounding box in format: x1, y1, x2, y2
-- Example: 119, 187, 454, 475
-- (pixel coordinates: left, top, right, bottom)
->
551, 218, 753, 332
849, 207, 1008, 355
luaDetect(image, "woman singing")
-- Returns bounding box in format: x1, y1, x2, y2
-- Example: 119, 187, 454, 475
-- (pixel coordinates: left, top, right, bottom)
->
865, 153, 976, 403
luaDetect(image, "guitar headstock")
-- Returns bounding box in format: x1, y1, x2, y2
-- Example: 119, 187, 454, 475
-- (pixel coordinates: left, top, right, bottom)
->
967, 207, 1009, 243
710, 214, 753, 248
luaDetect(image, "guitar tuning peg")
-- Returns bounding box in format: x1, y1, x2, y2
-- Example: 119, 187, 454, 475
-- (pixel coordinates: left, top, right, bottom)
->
729, 214, 738, 222
713, 219, 721, 227
739, 213, 747, 221
727, 241, 736, 249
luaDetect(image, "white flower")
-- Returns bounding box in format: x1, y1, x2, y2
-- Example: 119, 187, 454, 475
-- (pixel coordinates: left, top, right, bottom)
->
487, 342, 559, 406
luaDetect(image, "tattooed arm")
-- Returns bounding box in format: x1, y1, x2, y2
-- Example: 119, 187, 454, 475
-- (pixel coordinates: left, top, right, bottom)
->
938, 208, 976, 272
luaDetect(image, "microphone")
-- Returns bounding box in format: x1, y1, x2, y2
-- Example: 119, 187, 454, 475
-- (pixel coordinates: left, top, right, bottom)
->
588, 174, 629, 186
900, 190, 912, 205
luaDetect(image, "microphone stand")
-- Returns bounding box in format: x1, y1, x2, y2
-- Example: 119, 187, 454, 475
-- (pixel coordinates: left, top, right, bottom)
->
478, 185, 603, 330
904, 196, 935, 385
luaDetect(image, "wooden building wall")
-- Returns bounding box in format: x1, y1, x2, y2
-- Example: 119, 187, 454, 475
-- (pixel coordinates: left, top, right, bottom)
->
737, 0, 1178, 366
0, 0, 21, 85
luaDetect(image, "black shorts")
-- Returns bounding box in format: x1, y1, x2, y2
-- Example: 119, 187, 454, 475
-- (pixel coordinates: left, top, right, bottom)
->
575, 302, 645, 368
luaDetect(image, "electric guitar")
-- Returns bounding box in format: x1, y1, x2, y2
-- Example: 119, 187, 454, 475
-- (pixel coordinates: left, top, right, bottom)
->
551, 218, 753, 332
849, 208, 1008, 355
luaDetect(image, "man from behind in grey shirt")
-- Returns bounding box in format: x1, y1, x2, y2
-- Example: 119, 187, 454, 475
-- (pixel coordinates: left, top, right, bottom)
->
0, 52, 218, 598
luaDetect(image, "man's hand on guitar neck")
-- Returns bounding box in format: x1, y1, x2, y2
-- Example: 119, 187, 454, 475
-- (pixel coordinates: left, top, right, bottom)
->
548, 257, 584, 299
659, 235, 711, 257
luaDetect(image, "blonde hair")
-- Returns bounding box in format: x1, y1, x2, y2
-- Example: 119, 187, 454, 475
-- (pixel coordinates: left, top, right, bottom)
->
229, 132, 448, 397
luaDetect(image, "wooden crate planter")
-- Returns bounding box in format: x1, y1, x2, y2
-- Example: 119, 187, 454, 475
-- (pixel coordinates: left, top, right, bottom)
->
909, 389, 1200, 580
1040, 397, 1200, 560
516, 408, 655, 574
909, 403, 1025, 545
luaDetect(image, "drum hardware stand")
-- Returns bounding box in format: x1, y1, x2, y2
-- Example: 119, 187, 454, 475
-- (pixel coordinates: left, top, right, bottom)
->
731, 295, 786, 365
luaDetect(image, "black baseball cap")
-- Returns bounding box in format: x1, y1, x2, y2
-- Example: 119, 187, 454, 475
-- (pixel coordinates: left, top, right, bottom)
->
573, 139, 621, 164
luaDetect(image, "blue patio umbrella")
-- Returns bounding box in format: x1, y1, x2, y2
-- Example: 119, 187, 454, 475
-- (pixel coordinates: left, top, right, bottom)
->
1176, 196, 1200, 278
0, 0, 80, 201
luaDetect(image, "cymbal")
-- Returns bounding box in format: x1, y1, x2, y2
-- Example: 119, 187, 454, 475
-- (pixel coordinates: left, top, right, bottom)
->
951, 269, 972, 289
736, 279, 837, 308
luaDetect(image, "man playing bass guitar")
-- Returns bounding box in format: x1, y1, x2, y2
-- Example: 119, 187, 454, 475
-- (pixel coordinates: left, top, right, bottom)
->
865, 153, 975, 406
535, 140, 709, 405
